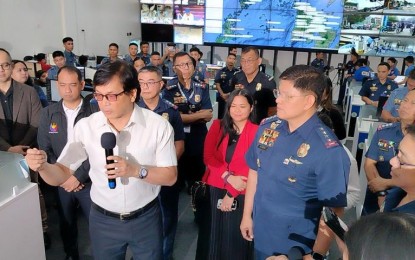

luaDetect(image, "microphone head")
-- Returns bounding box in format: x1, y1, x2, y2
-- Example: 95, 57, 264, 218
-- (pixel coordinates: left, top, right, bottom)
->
101, 132, 116, 149
287, 246, 304, 260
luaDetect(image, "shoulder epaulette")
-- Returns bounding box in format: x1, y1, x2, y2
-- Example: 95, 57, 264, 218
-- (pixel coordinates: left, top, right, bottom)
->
316, 125, 340, 149
161, 98, 178, 110
265, 74, 274, 81
165, 83, 178, 90
233, 70, 242, 76
260, 115, 281, 126
377, 123, 395, 131
193, 80, 207, 89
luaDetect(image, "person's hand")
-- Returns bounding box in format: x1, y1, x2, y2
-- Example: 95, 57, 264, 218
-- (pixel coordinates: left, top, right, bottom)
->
221, 93, 230, 101
60, 175, 82, 192
8, 145, 30, 155
220, 194, 234, 212
371, 101, 378, 107
368, 177, 390, 192
105, 155, 139, 179
240, 215, 254, 241
227, 175, 247, 191
196, 109, 213, 122
25, 148, 47, 171
266, 256, 288, 260
235, 84, 245, 90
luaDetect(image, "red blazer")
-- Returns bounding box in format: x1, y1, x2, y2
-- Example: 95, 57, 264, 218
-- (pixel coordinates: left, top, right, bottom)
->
203, 119, 258, 197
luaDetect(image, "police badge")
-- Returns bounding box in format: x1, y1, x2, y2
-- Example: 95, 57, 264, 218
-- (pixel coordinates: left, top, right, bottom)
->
195, 94, 201, 102
256, 83, 262, 91
297, 143, 310, 157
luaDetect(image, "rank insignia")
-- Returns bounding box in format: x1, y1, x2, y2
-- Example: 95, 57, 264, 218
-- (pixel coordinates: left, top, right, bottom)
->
256, 83, 262, 91
379, 155, 384, 162
394, 99, 402, 105
270, 121, 279, 129
162, 113, 169, 121
258, 129, 279, 150
257, 158, 261, 168
370, 85, 378, 92
297, 143, 310, 158
288, 177, 297, 183
195, 94, 201, 103
175, 92, 181, 96
289, 157, 303, 165
378, 139, 390, 151
387, 85, 391, 90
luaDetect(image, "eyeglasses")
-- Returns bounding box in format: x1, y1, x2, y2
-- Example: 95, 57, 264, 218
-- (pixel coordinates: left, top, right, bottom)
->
240, 58, 258, 65
0, 63, 11, 71
93, 91, 126, 102
174, 62, 193, 69
139, 80, 162, 88
273, 89, 310, 100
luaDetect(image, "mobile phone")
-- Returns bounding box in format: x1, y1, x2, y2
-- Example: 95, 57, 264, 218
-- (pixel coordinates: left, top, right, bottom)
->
217, 199, 238, 210
322, 207, 348, 241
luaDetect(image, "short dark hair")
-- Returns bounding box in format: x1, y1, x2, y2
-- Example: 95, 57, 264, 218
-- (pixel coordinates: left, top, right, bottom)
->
378, 61, 390, 70
35, 53, 46, 62
355, 58, 367, 67
279, 65, 326, 105
241, 46, 259, 58
350, 47, 359, 58
316, 51, 324, 55
228, 53, 236, 58
173, 52, 196, 68
409, 69, 415, 80
387, 57, 397, 64
151, 51, 161, 57
228, 46, 237, 52
167, 42, 176, 47
57, 66, 82, 82
129, 42, 138, 48
133, 57, 146, 64
138, 66, 162, 80
93, 60, 138, 94
405, 56, 414, 64
36, 70, 46, 79
140, 41, 149, 47
52, 51, 65, 59
0, 48, 12, 62
345, 212, 415, 260
109, 43, 119, 49
62, 37, 73, 43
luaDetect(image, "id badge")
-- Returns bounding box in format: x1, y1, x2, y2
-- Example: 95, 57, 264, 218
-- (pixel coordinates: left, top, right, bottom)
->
184, 126, 191, 133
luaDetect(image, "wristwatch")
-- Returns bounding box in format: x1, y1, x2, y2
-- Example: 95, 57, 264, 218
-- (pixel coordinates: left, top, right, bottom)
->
311, 251, 325, 260
138, 166, 148, 179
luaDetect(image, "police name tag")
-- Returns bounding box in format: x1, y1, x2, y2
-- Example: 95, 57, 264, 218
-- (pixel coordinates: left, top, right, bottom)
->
184, 126, 191, 133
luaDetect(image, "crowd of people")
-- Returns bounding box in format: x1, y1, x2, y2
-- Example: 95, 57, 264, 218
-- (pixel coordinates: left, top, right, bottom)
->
1, 37, 415, 260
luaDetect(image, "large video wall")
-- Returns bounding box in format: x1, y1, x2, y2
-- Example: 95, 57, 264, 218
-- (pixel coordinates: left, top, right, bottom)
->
140, 0, 415, 57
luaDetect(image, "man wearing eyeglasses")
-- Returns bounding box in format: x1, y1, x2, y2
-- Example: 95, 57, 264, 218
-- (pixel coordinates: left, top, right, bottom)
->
241, 65, 350, 260
364, 89, 415, 215
230, 46, 276, 124
162, 52, 212, 196
37, 66, 94, 260
26, 61, 177, 259
137, 66, 185, 260
383, 123, 415, 214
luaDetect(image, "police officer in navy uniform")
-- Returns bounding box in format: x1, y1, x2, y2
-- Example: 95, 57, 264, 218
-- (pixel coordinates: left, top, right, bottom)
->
137, 66, 185, 260
359, 62, 398, 107
230, 46, 276, 124
311, 51, 326, 72
162, 52, 212, 193
189, 46, 208, 83
241, 65, 350, 260
364, 89, 415, 214
215, 53, 238, 119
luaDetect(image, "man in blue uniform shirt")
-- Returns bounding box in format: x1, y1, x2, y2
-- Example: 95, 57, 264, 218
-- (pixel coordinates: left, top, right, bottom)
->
137, 66, 184, 260
310, 51, 326, 72
397, 56, 414, 85
230, 46, 276, 124
241, 65, 350, 259
359, 62, 398, 107
162, 52, 212, 192
382, 70, 415, 123
137, 41, 151, 65
364, 89, 415, 214
353, 58, 371, 82
214, 53, 238, 119
63, 37, 78, 67
189, 47, 208, 83
47, 51, 66, 80
123, 42, 138, 65
387, 57, 400, 80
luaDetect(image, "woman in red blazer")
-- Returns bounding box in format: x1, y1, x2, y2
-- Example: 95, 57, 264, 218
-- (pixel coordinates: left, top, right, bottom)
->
196, 89, 258, 260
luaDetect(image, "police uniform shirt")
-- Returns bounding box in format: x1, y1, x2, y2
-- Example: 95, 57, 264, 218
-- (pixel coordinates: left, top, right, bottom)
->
163, 59, 176, 77
384, 187, 415, 214
359, 78, 398, 101
311, 58, 325, 72
404, 64, 415, 77
64, 50, 77, 67
47, 65, 59, 80
137, 97, 185, 142
231, 71, 276, 124
388, 67, 400, 77
354, 66, 370, 82
123, 54, 136, 65
383, 87, 409, 117
245, 114, 350, 255
193, 62, 207, 82
365, 122, 403, 178
137, 53, 150, 65
214, 66, 239, 94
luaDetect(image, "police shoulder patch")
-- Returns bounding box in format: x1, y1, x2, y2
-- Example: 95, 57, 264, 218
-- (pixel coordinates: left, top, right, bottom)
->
377, 123, 395, 131
316, 125, 339, 149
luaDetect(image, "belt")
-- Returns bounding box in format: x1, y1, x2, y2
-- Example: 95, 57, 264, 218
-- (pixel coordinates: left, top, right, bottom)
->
92, 198, 157, 221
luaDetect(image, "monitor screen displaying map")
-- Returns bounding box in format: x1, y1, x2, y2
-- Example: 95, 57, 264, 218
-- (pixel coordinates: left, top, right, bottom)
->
203, 0, 344, 50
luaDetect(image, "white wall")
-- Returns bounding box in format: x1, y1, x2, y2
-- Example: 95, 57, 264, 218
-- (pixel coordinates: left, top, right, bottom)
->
0, 0, 140, 60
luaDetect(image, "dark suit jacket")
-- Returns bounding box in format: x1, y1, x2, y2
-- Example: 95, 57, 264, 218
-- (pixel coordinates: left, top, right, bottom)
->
0, 80, 42, 150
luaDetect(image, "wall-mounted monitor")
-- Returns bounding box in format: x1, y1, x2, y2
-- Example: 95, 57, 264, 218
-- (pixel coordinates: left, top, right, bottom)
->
141, 24, 174, 42
174, 26, 203, 44
141, 3, 174, 24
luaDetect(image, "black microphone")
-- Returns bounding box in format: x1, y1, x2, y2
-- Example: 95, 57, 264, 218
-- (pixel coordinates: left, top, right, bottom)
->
101, 132, 117, 189
287, 246, 303, 260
